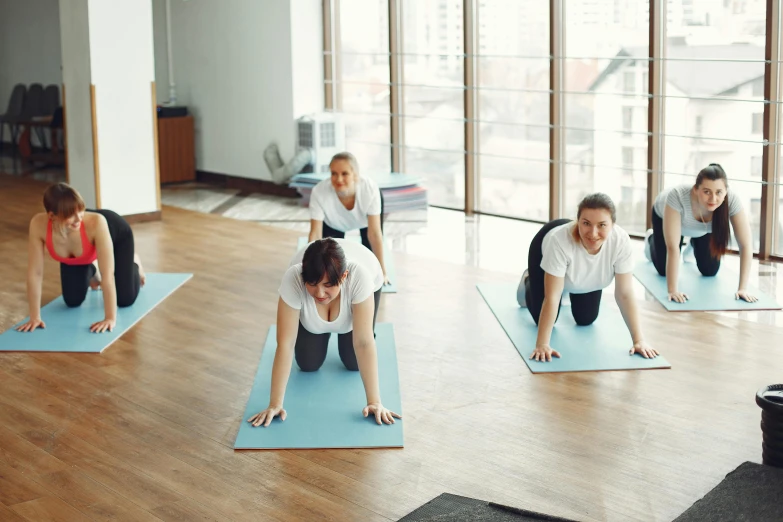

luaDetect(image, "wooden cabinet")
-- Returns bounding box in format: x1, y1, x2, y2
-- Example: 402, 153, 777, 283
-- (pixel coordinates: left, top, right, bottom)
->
157, 115, 195, 183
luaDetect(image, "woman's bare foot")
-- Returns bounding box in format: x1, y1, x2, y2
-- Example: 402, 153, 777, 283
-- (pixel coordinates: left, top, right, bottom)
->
89, 261, 102, 290
134, 253, 146, 287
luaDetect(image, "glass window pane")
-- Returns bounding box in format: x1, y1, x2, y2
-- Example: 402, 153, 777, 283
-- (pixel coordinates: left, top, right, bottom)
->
476, 0, 549, 220
339, 0, 391, 173
662, 0, 765, 251
402, 0, 464, 209
563, 0, 649, 234
778, 21, 783, 255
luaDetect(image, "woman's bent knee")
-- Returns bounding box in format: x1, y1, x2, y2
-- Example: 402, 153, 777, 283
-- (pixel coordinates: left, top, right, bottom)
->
295, 354, 324, 372
63, 295, 86, 308
572, 309, 599, 326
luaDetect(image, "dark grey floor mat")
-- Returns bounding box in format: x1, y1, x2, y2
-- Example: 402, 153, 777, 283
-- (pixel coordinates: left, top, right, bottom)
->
674, 461, 783, 522
397, 493, 580, 522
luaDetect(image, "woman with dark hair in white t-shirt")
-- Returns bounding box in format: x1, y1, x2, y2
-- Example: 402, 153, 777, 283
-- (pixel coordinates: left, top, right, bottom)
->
307, 152, 390, 286
644, 163, 757, 304
247, 238, 400, 428
517, 193, 659, 363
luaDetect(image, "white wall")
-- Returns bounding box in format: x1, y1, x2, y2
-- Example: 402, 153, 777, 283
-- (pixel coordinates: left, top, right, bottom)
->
153, 0, 324, 181
59, 0, 96, 208
87, 0, 158, 215
0, 0, 62, 141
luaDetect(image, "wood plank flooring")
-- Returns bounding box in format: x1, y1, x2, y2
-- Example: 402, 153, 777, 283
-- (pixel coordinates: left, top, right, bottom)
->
1, 174, 782, 521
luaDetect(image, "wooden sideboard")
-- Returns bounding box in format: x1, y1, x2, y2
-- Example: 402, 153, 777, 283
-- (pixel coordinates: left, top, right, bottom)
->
158, 114, 195, 183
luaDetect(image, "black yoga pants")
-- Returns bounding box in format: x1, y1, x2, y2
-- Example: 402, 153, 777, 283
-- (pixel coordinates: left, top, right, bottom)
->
60, 209, 141, 308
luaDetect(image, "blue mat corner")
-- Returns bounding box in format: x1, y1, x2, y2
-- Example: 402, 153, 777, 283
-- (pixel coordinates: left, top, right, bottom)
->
235, 323, 404, 449
0, 273, 193, 353
633, 261, 781, 312
477, 283, 671, 374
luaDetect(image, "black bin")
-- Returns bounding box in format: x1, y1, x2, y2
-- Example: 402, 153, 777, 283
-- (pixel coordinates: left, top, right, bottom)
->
757, 384, 783, 467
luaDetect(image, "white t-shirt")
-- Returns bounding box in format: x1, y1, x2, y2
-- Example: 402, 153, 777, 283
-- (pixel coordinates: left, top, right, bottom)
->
279, 238, 384, 334
540, 222, 634, 294
653, 184, 743, 238
309, 177, 382, 232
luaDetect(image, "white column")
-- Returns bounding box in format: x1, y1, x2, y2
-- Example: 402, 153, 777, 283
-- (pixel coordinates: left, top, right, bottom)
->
59, 0, 160, 216
59, 0, 97, 208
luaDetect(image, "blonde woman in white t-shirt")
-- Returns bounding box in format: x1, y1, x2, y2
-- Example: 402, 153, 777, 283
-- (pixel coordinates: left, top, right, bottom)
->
517, 193, 659, 363
308, 152, 390, 286
643, 163, 757, 304
247, 238, 401, 428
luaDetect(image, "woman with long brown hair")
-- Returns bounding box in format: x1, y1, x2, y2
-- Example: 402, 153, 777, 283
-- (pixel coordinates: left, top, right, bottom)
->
16, 183, 146, 334
644, 163, 757, 304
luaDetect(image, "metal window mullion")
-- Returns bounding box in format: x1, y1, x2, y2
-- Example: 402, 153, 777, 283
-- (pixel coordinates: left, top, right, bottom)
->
464, 0, 479, 214
647, 0, 665, 230
760, 0, 781, 259
323, 0, 336, 110
389, 0, 404, 173
549, 0, 565, 220
334, 0, 343, 111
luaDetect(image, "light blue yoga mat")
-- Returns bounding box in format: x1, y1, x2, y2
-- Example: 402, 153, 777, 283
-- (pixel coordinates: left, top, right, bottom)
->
234, 323, 404, 449
477, 283, 671, 374
633, 261, 781, 312
297, 236, 397, 293
0, 273, 193, 353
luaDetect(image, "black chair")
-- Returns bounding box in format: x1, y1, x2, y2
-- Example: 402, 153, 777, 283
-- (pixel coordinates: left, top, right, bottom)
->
0, 84, 27, 153
36, 85, 62, 148
41, 84, 61, 117
17, 83, 48, 151
20, 83, 45, 120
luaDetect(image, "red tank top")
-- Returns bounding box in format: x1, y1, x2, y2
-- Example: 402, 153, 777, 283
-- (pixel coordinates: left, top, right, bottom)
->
46, 219, 98, 265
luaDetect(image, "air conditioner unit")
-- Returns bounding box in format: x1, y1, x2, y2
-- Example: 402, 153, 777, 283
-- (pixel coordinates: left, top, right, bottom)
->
297, 113, 346, 174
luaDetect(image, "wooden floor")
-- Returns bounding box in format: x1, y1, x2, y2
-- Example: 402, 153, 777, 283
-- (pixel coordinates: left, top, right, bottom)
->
1, 174, 782, 522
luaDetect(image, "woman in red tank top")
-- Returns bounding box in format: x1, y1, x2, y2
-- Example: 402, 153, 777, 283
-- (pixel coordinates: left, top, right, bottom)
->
16, 183, 146, 334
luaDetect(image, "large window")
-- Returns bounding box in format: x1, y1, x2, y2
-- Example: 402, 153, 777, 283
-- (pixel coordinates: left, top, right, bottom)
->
326, 0, 783, 257
776, 21, 783, 256
338, 0, 391, 174
476, 1, 549, 220
401, 0, 465, 209
563, 0, 649, 233
662, 0, 766, 251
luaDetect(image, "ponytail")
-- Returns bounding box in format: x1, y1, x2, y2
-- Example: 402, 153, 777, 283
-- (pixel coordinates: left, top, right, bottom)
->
695, 164, 730, 257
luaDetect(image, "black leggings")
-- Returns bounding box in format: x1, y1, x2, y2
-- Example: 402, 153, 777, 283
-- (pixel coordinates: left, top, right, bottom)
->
61, 209, 141, 308
322, 193, 385, 252
648, 209, 720, 277
521, 218, 603, 327
294, 288, 382, 372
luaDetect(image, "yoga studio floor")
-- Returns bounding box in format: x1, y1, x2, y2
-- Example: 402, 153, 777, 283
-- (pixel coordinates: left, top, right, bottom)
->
1, 172, 783, 522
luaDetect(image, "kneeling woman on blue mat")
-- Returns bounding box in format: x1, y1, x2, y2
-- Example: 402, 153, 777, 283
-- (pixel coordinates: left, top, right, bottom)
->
307, 152, 390, 286
17, 183, 146, 334
643, 163, 756, 304
517, 193, 659, 363
248, 238, 401, 427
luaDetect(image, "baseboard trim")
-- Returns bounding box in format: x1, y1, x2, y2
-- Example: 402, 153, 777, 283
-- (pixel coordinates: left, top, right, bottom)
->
195, 170, 300, 198
124, 210, 162, 224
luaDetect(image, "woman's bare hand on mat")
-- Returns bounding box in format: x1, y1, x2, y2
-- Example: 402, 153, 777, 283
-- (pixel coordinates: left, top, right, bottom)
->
530, 344, 560, 362
90, 318, 115, 333
248, 406, 287, 427
383, 274, 391, 286
630, 341, 658, 359
363, 403, 401, 425
16, 317, 46, 332
667, 291, 689, 303
735, 290, 758, 303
